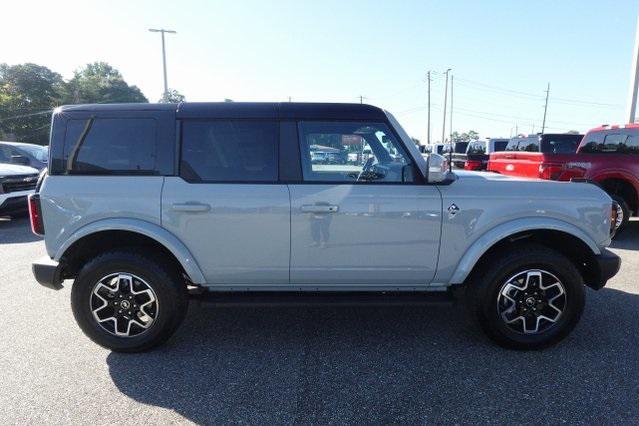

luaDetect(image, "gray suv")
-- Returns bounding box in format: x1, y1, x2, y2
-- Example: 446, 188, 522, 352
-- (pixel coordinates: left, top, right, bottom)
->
30, 103, 621, 352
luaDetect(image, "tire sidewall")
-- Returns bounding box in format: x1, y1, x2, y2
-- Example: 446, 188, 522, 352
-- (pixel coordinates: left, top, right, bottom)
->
71, 253, 185, 352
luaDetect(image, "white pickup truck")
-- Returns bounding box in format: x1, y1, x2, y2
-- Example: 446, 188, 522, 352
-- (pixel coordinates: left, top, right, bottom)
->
0, 163, 40, 217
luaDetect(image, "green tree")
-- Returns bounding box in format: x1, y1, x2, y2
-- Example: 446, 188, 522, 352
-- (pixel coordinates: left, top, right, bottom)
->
159, 89, 185, 103
451, 130, 480, 143
0, 63, 65, 144
65, 62, 148, 104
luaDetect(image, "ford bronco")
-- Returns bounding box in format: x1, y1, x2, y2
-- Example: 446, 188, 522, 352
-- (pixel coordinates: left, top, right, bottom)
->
30, 103, 621, 352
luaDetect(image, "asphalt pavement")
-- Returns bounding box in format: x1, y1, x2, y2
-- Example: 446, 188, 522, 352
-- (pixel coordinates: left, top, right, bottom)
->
1, 216, 638, 424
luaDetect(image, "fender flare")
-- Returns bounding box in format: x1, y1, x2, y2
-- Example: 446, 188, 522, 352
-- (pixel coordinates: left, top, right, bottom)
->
449, 217, 601, 285
54, 218, 206, 284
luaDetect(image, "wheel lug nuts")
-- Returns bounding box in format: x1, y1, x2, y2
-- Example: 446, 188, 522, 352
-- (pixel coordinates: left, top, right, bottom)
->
118, 310, 122, 314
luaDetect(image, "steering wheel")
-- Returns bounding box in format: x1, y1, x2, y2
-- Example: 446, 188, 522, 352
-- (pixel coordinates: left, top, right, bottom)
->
356, 157, 375, 182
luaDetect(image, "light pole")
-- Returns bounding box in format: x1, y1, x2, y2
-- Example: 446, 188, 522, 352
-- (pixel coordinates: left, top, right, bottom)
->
148, 28, 176, 100
441, 68, 451, 144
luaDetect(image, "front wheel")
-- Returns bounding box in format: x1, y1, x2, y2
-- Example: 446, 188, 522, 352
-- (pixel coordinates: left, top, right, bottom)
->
467, 244, 585, 350
71, 250, 188, 352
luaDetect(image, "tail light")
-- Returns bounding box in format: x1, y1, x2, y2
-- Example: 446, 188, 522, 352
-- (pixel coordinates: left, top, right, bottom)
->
538, 163, 563, 180
28, 193, 45, 235
464, 160, 483, 170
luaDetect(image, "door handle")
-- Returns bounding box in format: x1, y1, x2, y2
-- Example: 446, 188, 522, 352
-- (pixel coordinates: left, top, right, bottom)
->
171, 202, 211, 213
300, 204, 339, 213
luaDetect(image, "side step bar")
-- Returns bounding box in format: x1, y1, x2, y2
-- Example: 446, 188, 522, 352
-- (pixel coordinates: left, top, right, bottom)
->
190, 290, 457, 307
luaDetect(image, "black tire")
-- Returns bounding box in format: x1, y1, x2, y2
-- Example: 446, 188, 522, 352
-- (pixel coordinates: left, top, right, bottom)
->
467, 244, 585, 350
71, 250, 188, 352
610, 195, 630, 234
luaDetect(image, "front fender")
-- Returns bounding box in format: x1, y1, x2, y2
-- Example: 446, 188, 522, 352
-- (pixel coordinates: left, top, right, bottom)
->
54, 218, 206, 284
448, 217, 601, 285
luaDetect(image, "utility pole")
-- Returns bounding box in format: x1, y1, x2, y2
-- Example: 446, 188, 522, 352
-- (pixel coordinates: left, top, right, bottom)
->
148, 28, 177, 100
541, 82, 550, 134
426, 71, 432, 145
441, 68, 451, 143
627, 16, 639, 123
359, 95, 366, 104
449, 74, 454, 143
288, 96, 292, 102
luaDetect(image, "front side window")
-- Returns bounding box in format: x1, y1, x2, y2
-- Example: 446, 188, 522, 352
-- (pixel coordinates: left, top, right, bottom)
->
298, 121, 413, 183
63, 118, 157, 174
180, 120, 278, 182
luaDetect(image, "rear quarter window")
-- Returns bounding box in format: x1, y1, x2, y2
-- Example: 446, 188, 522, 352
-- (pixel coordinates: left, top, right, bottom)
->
63, 118, 158, 174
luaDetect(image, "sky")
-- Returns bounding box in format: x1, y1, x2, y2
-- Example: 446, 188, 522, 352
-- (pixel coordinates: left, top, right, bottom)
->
2, 0, 639, 142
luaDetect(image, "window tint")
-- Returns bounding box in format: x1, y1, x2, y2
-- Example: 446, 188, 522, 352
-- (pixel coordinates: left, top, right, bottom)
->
493, 140, 508, 151
299, 121, 413, 183
180, 120, 278, 182
63, 118, 157, 173
541, 134, 582, 154
453, 142, 469, 153
467, 141, 486, 155
580, 131, 639, 154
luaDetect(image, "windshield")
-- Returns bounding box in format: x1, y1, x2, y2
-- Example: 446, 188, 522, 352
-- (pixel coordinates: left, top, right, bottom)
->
385, 111, 427, 171
15, 144, 48, 162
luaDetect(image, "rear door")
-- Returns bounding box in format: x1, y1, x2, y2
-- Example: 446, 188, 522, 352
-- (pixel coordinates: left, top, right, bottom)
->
162, 119, 290, 286
288, 120, 442, 288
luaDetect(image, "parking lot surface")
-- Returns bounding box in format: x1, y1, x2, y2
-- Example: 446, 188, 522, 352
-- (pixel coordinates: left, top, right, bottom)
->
1, 217, 638, 424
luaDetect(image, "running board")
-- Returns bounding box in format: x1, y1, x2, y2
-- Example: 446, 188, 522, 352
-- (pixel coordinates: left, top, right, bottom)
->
190, 291, 457, 307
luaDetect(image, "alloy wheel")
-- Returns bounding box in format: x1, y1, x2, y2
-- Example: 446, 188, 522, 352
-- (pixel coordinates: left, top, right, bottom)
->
496, 269, 567, 335
90, 273, 159, 337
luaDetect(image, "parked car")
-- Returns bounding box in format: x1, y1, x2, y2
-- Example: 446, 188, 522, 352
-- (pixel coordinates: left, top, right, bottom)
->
453, 138, 509, 171
550, 124, 639, 231
0, 141, 48, 171
0, 163, 39, 217
424, 143, 448, 155
487, 134, 583, 179
30, 103, 620, 352
446, 142, 471, 169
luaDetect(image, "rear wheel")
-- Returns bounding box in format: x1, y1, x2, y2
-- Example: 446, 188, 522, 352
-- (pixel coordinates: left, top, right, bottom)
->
467, 244, 585, 350
71, 250, 188, 352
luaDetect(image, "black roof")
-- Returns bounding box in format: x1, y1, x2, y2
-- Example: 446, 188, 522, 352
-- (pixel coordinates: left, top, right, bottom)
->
58, 102, 387, 120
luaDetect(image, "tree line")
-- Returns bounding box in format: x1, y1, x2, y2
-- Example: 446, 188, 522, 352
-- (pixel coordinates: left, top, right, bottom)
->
0, 62, 184, 145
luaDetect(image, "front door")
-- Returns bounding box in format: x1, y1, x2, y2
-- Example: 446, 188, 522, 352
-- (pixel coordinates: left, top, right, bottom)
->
162, 119, 290, 286
289, 121, 442, 287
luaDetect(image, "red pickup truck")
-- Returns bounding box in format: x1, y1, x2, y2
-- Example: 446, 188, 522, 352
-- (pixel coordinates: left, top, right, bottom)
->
552, 125, 639, 230
487, 133, 584, 179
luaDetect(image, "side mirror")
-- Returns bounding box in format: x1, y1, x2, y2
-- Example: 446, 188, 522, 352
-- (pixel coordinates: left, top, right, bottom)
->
426, 153, 454, 184
11, 155, 30, 166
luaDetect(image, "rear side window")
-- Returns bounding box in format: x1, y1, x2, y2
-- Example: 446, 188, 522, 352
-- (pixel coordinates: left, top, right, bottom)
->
541, 135, 582, 154
580, 131, 639, 154
180, 120, 279, 182
493, 140, 508, 151
63, 118, 157, 174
